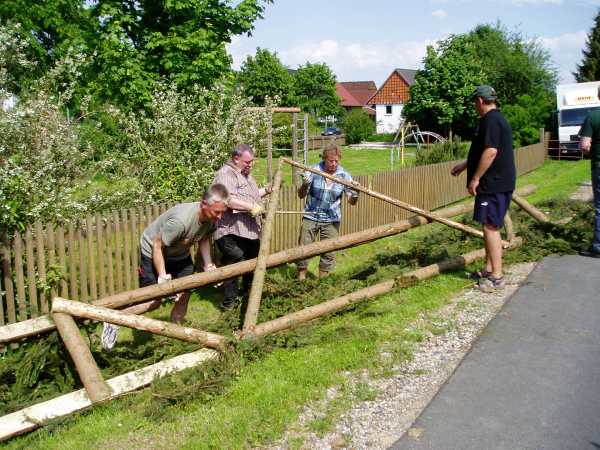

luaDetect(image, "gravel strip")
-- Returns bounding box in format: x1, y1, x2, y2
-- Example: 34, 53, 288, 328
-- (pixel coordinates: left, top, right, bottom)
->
267, 262, 537, 450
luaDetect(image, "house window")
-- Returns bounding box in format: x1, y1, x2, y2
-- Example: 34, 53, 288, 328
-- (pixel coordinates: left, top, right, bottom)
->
385, 105, 392, 115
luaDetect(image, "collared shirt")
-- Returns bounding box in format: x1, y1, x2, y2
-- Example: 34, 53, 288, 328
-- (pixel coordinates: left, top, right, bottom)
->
303, 162, 354, 223
213, 161, 261, 240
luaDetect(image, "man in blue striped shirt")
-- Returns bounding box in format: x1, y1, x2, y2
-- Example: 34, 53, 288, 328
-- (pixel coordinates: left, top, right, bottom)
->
297, 143, 358, 280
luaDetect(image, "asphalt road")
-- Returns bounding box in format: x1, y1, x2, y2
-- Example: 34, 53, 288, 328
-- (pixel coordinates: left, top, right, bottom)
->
391, 254, 600, 450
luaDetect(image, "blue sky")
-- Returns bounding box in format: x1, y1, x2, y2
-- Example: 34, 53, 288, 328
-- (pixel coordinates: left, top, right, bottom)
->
228, 0, 600, 86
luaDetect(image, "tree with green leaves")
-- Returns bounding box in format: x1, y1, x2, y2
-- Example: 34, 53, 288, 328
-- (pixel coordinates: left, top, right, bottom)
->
403, 34, 484, 137
574, 11, 600, 82
237, 47, 294, 106
467, 24, 556, 106
405, 23, 557, 145
341, 109, 374, 144
293, 62, 341, 118
1, 0, 272, 109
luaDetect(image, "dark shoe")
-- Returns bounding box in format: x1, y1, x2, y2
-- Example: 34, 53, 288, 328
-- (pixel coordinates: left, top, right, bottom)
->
579, 249, 600, 258
474, 276, 505, 293
467, 268, 491, 280
219, 298, 236, 311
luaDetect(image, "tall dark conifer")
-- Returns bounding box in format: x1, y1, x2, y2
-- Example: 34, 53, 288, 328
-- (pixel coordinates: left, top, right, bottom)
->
574, 11, 600, 82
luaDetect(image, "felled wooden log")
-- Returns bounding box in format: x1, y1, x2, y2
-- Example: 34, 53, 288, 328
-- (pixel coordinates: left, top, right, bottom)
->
281, 157, 488, 241
251, 238, 522, 338
511, 193, 550, 223
52, 298, 227, 351
52, 312, 111, 403
243, 160, 283, 333
504, 212, 516, 241
0, 184, 537, 344
0, 349, 218, 442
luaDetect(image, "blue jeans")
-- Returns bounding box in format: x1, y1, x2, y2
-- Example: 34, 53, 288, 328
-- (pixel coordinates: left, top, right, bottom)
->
592, 165, 600, 253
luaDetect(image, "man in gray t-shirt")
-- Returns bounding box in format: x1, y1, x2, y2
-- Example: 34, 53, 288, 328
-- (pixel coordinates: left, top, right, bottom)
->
101, 184, 229, 351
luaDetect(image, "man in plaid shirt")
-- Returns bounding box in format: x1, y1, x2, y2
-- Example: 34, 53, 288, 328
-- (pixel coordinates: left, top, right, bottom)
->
297, 143, 358, 280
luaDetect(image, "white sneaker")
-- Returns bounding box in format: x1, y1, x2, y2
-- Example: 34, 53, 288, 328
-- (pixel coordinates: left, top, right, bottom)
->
101, 322, 119, 351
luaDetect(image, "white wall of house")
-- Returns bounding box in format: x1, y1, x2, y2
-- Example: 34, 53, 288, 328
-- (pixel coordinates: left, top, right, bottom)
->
375, 103, 403, 134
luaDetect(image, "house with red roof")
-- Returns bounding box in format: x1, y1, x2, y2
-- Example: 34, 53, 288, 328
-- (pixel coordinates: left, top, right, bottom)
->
368, 68, 418, 134
336, 81, 377, 117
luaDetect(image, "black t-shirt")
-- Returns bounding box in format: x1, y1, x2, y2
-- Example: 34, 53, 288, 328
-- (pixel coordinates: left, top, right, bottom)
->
466, 108, 516, 194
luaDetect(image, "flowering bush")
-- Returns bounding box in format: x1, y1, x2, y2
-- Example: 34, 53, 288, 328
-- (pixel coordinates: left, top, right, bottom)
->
117, 82, 270, 201
0, 23, 272, 231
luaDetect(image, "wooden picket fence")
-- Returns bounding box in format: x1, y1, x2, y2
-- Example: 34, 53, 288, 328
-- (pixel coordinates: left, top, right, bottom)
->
0, 142, 546, 326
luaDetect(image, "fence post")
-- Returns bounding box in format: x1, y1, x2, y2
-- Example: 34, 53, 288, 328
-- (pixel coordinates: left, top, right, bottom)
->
1, 231, 16, 324
267, 106, 273, 183
292, 112, 299, 186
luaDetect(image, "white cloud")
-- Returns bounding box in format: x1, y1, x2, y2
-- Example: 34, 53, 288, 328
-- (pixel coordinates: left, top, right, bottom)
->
510, 0, 562, 4
537, 31, 587, 82
277, 39, 433, 84
432, 9, 448, 19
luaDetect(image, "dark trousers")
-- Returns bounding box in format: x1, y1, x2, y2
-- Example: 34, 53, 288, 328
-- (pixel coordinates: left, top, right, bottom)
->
215, 234, 260, 306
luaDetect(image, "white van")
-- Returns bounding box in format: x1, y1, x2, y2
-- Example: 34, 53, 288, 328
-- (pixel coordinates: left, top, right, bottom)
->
555, 81, 600, 157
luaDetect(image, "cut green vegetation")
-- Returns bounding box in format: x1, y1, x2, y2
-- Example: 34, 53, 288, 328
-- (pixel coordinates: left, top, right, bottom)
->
1, 159, 593, 449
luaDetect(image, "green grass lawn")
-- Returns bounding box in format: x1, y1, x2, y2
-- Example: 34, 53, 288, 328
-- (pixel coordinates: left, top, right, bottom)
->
4, 159, 591, 450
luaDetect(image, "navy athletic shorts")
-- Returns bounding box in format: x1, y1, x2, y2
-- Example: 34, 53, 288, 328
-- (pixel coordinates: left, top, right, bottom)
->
138, 253, 194, 287
473, 191, 513, 228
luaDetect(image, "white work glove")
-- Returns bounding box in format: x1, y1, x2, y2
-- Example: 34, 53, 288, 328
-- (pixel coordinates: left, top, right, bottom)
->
250, 203, 265, 217
158, 274, 172, 284
158, 273, 178, 301
205, 263, 222, 287
348, 190, 359, 202
300, 171, 313, 185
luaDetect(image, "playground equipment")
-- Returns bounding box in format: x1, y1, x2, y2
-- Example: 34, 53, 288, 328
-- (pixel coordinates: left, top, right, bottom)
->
390, 121, 446, 167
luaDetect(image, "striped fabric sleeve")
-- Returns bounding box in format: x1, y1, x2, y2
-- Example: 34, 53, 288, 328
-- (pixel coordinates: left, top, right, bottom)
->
214, 168, 239, 199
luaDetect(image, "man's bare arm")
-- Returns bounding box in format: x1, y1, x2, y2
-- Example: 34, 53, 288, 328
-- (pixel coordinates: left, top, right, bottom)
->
468, 147, 498, 195
580, 136, 592, 155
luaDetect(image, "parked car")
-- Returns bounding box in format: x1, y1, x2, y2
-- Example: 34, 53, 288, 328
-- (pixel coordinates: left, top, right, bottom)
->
321, 127, 342, 136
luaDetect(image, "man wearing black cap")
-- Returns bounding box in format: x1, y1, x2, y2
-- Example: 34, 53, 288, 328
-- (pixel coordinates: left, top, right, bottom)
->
451, 85, 516, 291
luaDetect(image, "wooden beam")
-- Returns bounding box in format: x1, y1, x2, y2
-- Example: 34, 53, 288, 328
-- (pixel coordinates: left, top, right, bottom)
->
52, 298, 227, 351
281, 157, 494, 243
0, 184, 537, 344
243, 160, 283, 333
245, 106, 301, 113
504, 212, 516, 241
252, 238, 523, 338
511, 193, 550, 223
0, 315, 56, 343
52, 312, 111, 403
0, 349, 218, 442
266, 106, 273, 182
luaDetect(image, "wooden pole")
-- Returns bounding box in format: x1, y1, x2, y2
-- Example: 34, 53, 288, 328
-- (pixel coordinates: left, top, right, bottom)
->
291, 112, 299, 186
0, 348, 218, 442
0, 185, 537, 344
266, 106, 273, 183
52, 312, 111, 403
504, 212, 516, 242
281, 157, 491, 242
52, 298, 227, 351
511, 193, 550, 223
245, 107, 301, 113
303, 113, 309, 164
243, 160, 283, 333
252, 238, 523, 338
